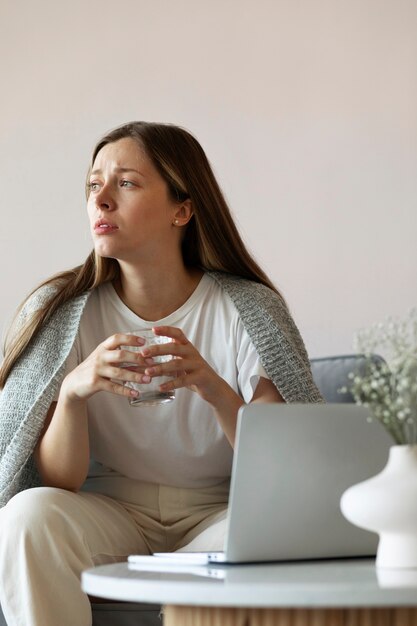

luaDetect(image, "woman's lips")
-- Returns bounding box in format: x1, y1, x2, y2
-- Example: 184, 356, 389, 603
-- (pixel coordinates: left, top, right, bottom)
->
93, 220, 119, 235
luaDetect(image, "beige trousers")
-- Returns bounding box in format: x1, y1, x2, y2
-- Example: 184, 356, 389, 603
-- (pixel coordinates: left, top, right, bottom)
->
0, 478, 229, 626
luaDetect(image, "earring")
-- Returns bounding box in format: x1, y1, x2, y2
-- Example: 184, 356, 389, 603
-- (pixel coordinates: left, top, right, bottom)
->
174, 219, 179, 225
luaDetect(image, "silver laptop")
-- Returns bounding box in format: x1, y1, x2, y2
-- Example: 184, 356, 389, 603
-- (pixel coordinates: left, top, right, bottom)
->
130, 403, 392, 567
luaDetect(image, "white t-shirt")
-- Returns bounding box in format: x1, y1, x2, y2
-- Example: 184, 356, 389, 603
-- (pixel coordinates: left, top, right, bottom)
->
60, 273, 267, 488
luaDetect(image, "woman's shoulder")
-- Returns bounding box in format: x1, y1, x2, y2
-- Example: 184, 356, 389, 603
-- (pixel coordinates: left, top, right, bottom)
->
205, 271, 303, 347
17, 283, 91, 329
22, 284, 58, 313
206, 271, 287, 311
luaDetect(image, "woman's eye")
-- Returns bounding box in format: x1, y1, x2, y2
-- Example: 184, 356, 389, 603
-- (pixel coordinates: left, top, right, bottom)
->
88, 182, 100, 192
120, 180, 135, 188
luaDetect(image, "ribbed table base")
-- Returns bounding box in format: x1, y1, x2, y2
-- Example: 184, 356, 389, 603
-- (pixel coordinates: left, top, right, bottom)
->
163, 606, 417, 626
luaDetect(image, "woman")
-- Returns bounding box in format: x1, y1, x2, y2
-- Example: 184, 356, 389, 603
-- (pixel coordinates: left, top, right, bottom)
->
0, 121, 322, 626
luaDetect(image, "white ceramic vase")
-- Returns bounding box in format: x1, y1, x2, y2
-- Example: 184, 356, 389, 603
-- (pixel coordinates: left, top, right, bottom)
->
340, 444, 417, 569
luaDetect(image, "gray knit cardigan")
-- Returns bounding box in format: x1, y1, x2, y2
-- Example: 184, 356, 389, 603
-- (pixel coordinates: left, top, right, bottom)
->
0, 271, 323, 507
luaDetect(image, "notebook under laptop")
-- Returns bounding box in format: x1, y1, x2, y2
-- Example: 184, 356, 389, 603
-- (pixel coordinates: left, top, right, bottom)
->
129, 403, 392, 567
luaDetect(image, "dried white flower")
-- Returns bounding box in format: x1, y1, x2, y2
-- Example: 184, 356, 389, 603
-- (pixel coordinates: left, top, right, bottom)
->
342, 308, 417, 445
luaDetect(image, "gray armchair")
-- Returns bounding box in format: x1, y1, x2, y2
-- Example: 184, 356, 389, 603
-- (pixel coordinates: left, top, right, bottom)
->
310, 353, 385, 403
0, 354, 379, 626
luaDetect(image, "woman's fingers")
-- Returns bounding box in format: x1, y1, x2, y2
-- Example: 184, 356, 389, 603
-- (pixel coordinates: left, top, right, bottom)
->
99, 377, 140, 399
96, 326, 221, 402
62, 333, 155, 402
152, 326, 188, 344
159, 372, 190, 391
109, 348, 154, 369
144, 359, 192, 377
101, 364, 151, 385
102, 333, 145, 350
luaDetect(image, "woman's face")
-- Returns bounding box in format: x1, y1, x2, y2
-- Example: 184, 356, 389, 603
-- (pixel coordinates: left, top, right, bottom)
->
87, 137, 182, 264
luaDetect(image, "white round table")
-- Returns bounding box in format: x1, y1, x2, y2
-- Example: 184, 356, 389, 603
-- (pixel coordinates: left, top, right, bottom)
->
82, 558, 417, 625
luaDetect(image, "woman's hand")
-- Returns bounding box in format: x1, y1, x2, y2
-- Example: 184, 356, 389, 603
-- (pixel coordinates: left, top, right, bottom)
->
141, 326, 231, 406
141, 326, 284, 448
60, 333, 153, 403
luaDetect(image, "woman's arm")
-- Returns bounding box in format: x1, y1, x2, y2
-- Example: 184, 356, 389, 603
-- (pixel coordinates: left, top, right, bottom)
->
33, 397, 90, 492
33, 332, 152, 492
211, 376, 284, 447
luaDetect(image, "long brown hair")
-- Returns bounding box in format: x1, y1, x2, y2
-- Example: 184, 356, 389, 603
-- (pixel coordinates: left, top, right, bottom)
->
0, 121, 280, 387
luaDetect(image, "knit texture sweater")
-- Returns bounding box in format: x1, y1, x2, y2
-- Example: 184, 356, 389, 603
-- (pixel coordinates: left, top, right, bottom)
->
0, 271, 323, 507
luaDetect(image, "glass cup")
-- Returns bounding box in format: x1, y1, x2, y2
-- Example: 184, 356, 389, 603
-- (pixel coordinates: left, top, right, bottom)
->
121, 330, 175, 407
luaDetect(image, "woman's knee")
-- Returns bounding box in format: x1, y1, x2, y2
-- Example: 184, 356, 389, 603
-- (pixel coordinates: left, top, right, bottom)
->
0, 486, 77, 540
179, 510, 228, 552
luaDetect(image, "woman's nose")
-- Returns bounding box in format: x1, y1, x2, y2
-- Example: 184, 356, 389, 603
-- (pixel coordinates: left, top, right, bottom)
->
95, 186, 115, 211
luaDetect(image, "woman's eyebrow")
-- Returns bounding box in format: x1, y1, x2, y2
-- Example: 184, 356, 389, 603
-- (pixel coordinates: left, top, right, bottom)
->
90, 167, 146, 177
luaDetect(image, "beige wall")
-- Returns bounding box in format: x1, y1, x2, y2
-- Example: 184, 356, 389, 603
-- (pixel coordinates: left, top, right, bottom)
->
1, 0, 416, 358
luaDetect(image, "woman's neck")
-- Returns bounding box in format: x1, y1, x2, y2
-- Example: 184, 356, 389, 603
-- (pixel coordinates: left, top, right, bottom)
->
113, 263, 204, 321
